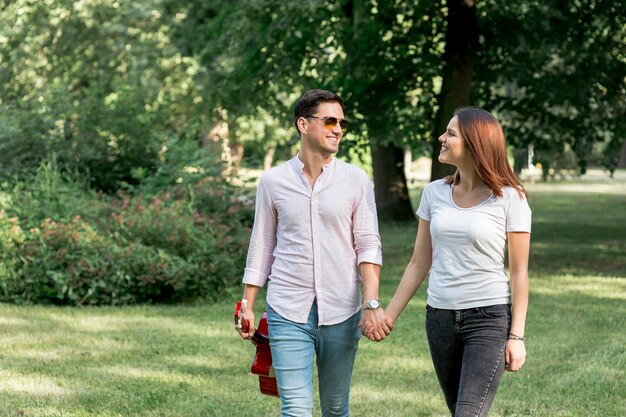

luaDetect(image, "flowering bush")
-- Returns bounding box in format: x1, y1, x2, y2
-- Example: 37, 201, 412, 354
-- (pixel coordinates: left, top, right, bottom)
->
0, 168, 253, 305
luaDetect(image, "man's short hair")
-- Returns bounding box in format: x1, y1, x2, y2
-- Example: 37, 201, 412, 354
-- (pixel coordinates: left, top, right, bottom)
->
293, 89, 344, 133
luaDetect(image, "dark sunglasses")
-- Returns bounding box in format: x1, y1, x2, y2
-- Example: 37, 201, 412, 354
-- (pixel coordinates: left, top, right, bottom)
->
305, 115, 349, 133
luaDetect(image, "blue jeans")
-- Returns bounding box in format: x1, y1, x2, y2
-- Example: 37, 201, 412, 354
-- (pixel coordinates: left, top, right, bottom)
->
266, 300, 361, 417
425, 304, 511, 417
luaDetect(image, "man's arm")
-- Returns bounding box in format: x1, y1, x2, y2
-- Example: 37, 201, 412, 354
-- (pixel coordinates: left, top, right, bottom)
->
236, 176, 276, 339
351, 172, 386, 340
360, 262, 390, 341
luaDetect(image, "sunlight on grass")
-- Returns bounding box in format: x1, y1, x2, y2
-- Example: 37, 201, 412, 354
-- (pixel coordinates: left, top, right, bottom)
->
531, 275, 626, 300
96, 365, 193, 384
352, 385, 422, 403
361, 347, 431, 372
169, 355, 211, 367
206, 322, 239, 338
4, 347, 120, 362
0, 372, 71, 396
527, 182, 626, 195
43, 314, 209, 337
0, 316, 31, 326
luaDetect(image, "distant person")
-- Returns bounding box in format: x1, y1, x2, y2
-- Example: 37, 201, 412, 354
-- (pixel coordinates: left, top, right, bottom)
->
607, 158, 617, 178
364, 107, 531, 416
236, 89, 389, 416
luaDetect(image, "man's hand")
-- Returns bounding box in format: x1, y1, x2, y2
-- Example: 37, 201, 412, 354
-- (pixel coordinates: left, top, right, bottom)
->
234, 301, 256, 340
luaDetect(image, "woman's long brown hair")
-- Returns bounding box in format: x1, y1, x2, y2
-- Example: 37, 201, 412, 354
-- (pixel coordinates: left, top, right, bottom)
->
445, 107, 528, 199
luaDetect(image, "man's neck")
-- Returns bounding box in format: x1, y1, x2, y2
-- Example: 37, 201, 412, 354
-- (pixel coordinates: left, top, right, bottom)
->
298, 149, 333, 187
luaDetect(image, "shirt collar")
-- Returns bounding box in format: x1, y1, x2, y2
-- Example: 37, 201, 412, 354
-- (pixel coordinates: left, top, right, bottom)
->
292, 154, 336, 172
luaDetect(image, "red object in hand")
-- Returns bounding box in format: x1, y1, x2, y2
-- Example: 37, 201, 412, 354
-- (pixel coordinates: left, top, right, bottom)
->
233, 300, 250, 332
250, 313, 278, 396
234, 302, 278, 397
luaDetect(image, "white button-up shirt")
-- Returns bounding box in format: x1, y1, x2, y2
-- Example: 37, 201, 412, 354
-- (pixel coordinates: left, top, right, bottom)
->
242, 155, 382, 325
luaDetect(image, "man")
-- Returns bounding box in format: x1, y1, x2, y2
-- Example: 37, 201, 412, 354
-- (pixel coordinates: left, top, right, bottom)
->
235, 89, 389, 416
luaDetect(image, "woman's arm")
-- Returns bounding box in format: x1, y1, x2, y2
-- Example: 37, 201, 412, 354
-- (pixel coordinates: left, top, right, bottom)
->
506, 231, 530, 371
384, 219, 433, 327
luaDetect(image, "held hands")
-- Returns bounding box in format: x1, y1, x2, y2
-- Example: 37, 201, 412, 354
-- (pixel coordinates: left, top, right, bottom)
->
359, 309, 393, 342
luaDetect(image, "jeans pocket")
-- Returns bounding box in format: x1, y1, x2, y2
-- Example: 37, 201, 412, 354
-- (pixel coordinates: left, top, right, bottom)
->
478, 304, 510, 319
426, 304, 435, 312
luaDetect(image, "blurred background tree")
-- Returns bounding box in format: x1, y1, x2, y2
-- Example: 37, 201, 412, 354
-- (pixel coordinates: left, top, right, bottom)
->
0, 0, 623, 304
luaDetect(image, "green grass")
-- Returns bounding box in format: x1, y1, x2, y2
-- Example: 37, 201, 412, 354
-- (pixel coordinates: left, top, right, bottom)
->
1, 181, 625, 416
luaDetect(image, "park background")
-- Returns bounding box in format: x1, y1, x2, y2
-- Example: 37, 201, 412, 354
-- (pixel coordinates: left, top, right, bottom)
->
0, 1, 624, 416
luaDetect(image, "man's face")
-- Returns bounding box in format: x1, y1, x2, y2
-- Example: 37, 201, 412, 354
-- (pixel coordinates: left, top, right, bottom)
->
301, 101, 345, 156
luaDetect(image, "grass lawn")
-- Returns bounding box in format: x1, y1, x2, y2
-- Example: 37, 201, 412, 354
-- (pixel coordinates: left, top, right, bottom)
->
1, 180, 625, 416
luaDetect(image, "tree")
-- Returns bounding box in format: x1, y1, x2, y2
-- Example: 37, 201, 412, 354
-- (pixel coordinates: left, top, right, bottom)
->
473, 0, 626, 175
166, 0, 446, 220
337, 0, 442, 221
0, 0, 207, 191
429, 0, 478, 180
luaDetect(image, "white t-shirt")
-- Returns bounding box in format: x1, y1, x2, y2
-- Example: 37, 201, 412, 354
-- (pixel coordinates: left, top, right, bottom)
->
417, 179, 532, 309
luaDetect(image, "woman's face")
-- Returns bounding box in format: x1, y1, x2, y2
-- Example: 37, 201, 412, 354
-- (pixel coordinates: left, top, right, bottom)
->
438, 116, 472, 167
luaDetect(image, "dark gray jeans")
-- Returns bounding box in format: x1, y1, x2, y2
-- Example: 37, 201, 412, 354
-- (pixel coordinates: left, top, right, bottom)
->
425, 304, 511, 417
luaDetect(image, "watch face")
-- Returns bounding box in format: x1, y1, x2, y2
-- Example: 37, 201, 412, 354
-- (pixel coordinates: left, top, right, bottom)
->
369, 299, 380, 309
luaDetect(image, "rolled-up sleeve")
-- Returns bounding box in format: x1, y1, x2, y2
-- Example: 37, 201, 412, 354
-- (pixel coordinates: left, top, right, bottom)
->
353, 173, 382, 266
242, 175, 277, 287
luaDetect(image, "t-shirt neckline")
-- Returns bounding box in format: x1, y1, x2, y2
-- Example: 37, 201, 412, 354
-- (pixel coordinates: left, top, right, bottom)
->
449, 183, 494, 210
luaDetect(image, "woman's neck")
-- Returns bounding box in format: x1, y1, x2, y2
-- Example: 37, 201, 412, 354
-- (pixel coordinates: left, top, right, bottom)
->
456, 168, 487, 192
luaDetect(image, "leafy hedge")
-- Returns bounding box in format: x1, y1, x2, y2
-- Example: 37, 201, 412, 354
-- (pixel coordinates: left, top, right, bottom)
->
0, 164, 253, 306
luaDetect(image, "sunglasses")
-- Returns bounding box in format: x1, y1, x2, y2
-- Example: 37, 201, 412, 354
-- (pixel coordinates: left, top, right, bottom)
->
305, 115, 349, 133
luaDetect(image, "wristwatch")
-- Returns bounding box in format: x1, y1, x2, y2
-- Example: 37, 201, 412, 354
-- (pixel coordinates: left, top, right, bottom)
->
363, 299, 381, 311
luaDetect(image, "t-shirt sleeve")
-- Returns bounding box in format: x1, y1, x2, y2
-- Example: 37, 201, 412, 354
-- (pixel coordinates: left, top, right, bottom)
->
416, 182, 433, 221
506, 188, 532, 233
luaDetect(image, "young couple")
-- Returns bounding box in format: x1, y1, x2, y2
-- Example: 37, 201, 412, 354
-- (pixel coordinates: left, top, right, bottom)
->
235, 89, 531, 417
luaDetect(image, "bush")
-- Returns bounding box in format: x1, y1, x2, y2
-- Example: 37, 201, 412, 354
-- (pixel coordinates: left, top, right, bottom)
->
0, 161, 253, 306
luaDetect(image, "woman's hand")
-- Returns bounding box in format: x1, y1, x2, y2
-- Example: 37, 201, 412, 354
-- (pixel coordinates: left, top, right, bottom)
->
505, 339, 526, 372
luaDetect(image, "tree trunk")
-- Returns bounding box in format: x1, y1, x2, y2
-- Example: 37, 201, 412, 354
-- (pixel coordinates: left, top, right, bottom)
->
404, 146, 413, 181
343, 0, 414, 221
371, 142, 415, 222
229, 140, 244, 177
617, 141, 626, 168
263, 146, 276, 171
430, 0, 478, 181
203, 108, 231, 175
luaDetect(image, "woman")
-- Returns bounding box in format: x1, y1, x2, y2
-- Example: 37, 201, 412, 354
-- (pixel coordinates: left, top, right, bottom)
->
372, 107, 531, 416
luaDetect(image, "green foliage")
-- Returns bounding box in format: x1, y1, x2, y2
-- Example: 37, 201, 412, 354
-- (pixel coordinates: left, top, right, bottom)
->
173, 0, 444, 154
0, 160, 253, 306
0, 0, 623, 301
475, 0, 626, 173
0, 0, 209, 191
170, 0, 625, 174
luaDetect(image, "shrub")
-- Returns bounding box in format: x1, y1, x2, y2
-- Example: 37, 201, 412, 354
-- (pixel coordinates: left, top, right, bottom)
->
0, 161, 253, 306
